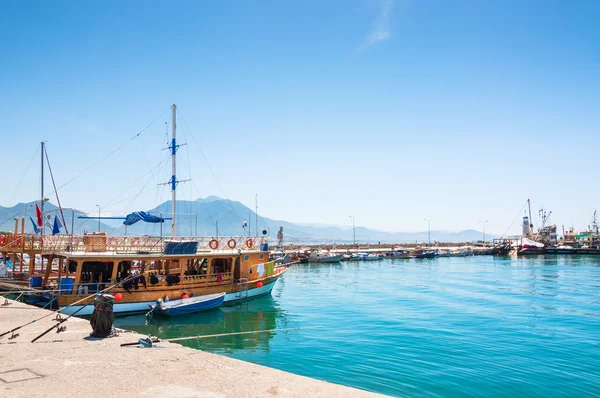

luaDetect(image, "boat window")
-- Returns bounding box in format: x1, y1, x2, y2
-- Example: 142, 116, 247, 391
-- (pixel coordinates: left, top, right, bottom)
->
210, 258, 232, 275
244, 254, 250, 262
81, 261, 114, 289
259, 254, 264, 260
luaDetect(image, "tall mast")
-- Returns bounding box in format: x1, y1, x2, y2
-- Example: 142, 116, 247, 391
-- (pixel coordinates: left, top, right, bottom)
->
171, 104, 177, 237
40, 141, 45, 236
527, 199, 533, 231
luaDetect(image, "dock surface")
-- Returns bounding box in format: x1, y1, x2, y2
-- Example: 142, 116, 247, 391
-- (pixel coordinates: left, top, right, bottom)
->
0, 299, 384, 397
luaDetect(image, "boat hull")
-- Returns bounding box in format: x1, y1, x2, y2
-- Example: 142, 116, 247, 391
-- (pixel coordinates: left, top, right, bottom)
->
58, 275, 283, 316
154, 293, 225, 317
415, 253, 437, 259
309, 255, 343, 263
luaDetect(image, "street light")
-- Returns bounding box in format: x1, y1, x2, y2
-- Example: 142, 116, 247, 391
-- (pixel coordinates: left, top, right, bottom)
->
424, 219, 431, 246
479, 220, 488, 245
349, 216, 356, 252
95, 205, 101, 232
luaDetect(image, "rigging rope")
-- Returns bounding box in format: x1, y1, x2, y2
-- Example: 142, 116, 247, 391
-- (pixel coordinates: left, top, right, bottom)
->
46, 105, 172, 197
500, 199, 529, 239
44, 146, 69, 234
10, 146, 38, 202
177, 109, 240, 224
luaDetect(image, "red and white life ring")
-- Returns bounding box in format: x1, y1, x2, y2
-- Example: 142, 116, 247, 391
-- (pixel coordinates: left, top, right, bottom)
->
209, 239, 219, 250
0, 235, 5, 246
227, 239, 237, 249
245, 238, 254, 249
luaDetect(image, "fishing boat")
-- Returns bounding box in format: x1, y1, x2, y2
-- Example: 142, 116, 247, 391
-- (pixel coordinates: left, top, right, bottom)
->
447, 247, 473, 257
414, 249, 438, 259
387, 250, 412, 259
308, 250, 343, 263
356, 253, 383, 261
517, 238, 545, 255
0, 105, 294, 315
150, 292, 225, 317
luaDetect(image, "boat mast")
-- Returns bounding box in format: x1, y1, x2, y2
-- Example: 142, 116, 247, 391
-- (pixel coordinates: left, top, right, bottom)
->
40, 141, 45, 236
527, 199, 533, 233
171, 104, 177, 237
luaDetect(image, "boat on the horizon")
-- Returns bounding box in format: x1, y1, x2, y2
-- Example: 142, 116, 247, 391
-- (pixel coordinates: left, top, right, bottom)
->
414, 249, 438, 259
355, 253, 383, 261
308, 250, 343, 263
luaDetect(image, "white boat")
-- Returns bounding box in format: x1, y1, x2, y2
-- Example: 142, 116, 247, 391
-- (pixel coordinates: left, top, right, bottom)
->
448, 248, 473, 257
356, 253, 383, 261
308, 250, 343, 263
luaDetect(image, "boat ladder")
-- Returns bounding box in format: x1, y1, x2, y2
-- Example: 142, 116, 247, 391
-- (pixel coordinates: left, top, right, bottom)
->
237, 278, 249, 301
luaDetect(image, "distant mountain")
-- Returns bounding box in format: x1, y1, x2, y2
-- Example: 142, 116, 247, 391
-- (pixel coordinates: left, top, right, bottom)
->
0, 202, 113, 234
0, 198, 495, 243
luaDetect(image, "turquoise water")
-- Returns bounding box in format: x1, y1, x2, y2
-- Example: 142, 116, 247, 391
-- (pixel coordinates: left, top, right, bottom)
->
115, 257, 600, 397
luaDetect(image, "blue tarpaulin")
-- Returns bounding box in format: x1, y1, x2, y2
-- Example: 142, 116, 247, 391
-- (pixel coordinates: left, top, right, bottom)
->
123, 211, 165, 226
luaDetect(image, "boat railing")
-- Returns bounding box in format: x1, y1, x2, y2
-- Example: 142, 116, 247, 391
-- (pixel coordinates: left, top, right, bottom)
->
181, 272, 233, 285
0, 234, 267, 255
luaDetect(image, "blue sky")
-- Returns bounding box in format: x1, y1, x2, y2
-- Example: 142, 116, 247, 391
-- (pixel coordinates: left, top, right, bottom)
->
1, 0, 599, 235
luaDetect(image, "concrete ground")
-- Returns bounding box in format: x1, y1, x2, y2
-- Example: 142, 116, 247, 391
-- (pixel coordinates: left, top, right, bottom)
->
0, 299, 385, 398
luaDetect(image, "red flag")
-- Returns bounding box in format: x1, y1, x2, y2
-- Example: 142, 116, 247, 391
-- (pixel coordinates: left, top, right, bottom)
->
35, 203, 43, 227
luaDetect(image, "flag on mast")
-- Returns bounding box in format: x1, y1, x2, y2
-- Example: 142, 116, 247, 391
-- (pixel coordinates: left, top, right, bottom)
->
29, 217, 41, 234
52, 215, 63, 235
35, 203, 43, 227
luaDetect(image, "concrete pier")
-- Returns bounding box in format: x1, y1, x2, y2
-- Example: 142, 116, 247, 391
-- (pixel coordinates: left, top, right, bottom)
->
0, 300, 384, 397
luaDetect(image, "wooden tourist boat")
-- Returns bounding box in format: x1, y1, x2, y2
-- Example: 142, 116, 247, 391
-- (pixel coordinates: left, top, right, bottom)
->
0, 233, 289, 315
0, 105, 295, 314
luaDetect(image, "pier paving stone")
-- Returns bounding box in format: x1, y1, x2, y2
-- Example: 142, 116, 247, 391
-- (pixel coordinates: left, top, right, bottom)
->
0, 299, 385, 397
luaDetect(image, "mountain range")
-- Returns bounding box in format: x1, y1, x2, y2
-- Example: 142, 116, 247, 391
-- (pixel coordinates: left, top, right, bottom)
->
0, 197, 493, 244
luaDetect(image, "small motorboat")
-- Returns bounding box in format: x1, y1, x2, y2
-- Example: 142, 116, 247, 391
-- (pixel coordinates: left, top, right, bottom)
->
308, 250, 344, 263
356, 253, 383, 261
150, 292, 225, 317
387, 250, 412, 259
414, 250, 438, 259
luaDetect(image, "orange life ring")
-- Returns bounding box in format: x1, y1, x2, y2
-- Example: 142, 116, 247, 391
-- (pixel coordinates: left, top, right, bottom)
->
227, 239, 237, 249
209, 239, 219, 250
245, 238, 254, 249
0, 235, 5, 245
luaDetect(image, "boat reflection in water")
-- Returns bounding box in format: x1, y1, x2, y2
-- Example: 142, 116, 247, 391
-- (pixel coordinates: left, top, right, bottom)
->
114, 295, 287, 353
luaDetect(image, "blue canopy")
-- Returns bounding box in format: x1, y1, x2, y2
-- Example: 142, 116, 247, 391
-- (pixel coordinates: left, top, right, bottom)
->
123, 211, 165, 226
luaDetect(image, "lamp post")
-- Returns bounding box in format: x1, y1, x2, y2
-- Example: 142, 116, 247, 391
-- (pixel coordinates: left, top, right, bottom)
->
349, 216, 356, 252
424, 219, 431, 246
95, 205, 101, 232
479, 220, 488, 245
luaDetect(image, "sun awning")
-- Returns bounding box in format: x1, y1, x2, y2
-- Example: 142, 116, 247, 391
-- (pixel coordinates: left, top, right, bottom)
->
123, 211, 165, 226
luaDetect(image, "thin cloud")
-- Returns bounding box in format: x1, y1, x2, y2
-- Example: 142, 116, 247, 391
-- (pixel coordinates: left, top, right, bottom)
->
361, 0, 395, 49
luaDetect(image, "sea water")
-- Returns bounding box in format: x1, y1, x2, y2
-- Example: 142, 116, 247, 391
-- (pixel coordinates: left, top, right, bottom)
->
114, 256, 600, 397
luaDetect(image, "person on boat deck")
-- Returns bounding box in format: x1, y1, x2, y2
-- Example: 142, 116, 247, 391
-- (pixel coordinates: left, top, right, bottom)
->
199, 260, 208, 278
149, 272, 159, 286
